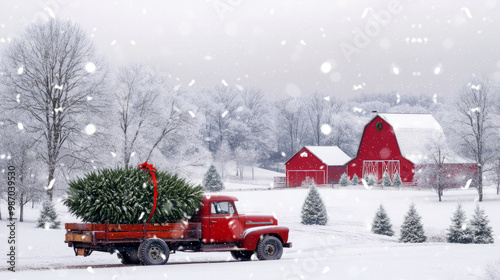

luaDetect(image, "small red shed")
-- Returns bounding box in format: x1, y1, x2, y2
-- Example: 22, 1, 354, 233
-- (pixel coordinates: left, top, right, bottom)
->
347, 113, 476, 184
286, 146, 351, 187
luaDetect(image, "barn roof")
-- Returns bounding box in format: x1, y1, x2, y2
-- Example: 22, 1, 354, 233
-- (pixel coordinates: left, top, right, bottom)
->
304, 146, 352, 166
376, 113, 471, 164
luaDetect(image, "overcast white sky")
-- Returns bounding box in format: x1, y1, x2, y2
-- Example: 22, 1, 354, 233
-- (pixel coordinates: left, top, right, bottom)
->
1, 0, 499, 100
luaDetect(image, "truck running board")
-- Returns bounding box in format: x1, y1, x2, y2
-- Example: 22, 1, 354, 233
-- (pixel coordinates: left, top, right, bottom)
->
200, 243, 240, 252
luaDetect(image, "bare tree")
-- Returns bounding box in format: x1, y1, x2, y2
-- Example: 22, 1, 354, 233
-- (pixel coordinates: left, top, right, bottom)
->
306, 92, 343, 145
276, 98, 310, 157
0, 19, 107, 201
114, 64, 161, 167
455, 79, 498, 202
113, 64, 193, 168
0, 121, 44, 221
414, 135, 455, 202
493, 158, 500, 195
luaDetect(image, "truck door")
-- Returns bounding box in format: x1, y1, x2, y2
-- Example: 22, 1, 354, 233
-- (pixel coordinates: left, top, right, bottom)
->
209, 201, 240, 243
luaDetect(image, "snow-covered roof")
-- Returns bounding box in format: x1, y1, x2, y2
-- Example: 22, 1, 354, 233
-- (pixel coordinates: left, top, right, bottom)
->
305, 146, 352, 166
377, 113, 471, 164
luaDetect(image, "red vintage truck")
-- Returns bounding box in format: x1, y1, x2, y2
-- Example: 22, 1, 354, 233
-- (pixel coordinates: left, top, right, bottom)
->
65, 195, 292, 265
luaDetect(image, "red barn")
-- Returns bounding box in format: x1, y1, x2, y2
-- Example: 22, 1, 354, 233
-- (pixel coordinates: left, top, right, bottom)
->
286, 146, 351, 187
347, 113, 477, 185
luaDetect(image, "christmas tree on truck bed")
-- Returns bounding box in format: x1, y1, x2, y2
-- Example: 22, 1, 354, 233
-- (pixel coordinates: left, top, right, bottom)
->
64, 163, 203, 224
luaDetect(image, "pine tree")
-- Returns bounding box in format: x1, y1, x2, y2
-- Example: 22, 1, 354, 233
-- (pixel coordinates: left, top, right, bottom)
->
339, 173, 350, 186
382, 171, 392, 187
301, 183, 328, 225
446, 204, 472, 243
37, 200, 61, 229
469, 205, 494, 244
372, 204, 394, 236
64, 167, 203, 224
203, 164, 224, 192
365, 174, 376, 186
351, 174, 360, 185
393, 171, 402, 187
400, 203, 426, 243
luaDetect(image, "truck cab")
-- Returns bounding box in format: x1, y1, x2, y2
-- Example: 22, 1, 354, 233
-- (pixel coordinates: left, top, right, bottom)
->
190, 195, 291, 260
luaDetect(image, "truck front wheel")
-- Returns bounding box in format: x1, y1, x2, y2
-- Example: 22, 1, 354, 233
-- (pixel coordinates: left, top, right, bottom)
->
256, 236, 283, 260
231, 250, 254, 261
138, 239, 170, 265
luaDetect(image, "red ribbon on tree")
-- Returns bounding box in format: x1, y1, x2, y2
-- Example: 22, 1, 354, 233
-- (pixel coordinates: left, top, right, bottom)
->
138, 161, 157, 223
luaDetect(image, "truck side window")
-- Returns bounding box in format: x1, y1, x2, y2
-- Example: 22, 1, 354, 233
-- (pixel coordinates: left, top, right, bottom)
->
211, 202, 235, 215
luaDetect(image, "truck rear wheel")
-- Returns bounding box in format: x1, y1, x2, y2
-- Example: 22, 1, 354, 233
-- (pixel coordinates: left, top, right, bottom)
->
256, 236, 283, 261
117, 248, 140, 265
138, 239, 170, 265
231, 250, 254, 261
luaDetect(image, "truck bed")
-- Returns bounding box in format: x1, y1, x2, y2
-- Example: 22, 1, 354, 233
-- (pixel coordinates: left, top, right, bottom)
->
65, 221, 202, 245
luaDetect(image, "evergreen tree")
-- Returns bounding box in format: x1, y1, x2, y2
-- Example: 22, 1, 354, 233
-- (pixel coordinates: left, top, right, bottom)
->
339, 173, 350, 186
372, 204, 394, 236
364, 174, 376, 186
301, 183, 328, 225
351, 174, 360, 185
469, 205, 494, 244
203, 164, 225, 192
446, 204, 472, 243
37, 201, 61, 229
393, 171, 402, 187
65, 167, 203, 224
382, 171, 392, 187
400, 203, 426, 243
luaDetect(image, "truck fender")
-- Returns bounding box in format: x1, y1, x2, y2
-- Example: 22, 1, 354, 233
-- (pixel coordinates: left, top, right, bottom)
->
239, 226, 289, 251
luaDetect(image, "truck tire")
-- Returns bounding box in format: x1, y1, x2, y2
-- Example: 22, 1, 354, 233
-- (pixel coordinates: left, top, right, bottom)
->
117, 248, 140, 265
231, 250, 254, 261
255, 236, 283, 261
138, 239, 170, 265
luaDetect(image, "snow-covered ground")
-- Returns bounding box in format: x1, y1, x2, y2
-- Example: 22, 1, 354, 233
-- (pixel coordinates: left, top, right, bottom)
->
1, 167, 499, 280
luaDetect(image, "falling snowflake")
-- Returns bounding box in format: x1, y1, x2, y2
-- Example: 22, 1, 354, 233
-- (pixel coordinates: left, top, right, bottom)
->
188, 79, 195, 87
285, 83, 301, 97
321, 124, 332, 135
85, 62, 96, 73
45, 179, 55, 191
17, 66, 24, 75
17, 123, 24, 130
391, 65, 400, 75
221, 111, 229, 118
461, 7, 472, 19
434, 65, 442, 75
320, 62, 332, 74
221, 79, 229, 87
84, 124, 96, 135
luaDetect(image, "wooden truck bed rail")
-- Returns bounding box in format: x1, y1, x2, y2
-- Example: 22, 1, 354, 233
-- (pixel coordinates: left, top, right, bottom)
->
65, 221, 202, 244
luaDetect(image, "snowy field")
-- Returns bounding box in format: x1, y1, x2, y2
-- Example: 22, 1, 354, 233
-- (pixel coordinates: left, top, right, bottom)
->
1, 168, 500, 280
